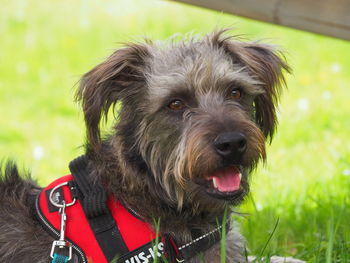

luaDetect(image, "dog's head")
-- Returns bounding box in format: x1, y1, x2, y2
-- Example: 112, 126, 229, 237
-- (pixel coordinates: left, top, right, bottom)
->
77, 30, 289, 213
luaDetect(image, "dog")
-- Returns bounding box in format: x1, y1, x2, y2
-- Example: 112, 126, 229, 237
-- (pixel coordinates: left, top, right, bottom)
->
0, 30, 304, 263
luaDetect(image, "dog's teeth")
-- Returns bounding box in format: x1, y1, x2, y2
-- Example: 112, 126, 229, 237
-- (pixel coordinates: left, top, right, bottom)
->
213, 177, 218, 188
239, 173, 242, 180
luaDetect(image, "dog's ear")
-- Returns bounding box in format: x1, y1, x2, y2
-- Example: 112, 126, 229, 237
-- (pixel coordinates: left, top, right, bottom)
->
212, 31, 290, 141
237, 42, 290, 141
76, 43, 150, 149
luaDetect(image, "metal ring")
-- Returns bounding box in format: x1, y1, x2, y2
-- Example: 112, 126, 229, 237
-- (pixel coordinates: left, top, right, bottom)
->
49, 182, 76, 208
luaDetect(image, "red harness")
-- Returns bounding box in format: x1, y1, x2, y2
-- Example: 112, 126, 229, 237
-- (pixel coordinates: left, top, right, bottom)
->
36, 175, 159, 263
34, 156, 224, 263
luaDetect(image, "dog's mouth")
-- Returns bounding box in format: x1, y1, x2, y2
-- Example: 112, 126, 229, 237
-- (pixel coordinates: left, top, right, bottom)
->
196, 166, 244, 200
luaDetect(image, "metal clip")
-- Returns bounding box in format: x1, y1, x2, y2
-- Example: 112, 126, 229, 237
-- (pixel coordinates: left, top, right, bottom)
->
50, 202, 73, 260
49, 181, 76, 208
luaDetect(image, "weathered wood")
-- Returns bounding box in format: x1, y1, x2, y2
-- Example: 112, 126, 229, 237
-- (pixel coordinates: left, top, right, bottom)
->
174, 0, 350, 41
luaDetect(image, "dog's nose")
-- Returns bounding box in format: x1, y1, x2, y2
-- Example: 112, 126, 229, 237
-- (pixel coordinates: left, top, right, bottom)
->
214, 132, 247, 160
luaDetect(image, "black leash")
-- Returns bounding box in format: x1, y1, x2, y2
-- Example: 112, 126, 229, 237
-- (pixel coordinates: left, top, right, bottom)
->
69, 155, 129, 262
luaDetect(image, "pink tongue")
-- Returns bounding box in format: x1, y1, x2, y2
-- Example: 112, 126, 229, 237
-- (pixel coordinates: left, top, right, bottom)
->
210, 167, 241, 192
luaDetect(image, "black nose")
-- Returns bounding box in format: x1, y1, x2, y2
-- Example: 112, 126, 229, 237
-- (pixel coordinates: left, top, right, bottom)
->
214, 132, 247, 160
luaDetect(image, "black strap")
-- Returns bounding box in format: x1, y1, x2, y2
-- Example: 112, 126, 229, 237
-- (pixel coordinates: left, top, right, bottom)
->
69, 155, 129, 262
178, 225, 223, 260
116, 240, 164, 263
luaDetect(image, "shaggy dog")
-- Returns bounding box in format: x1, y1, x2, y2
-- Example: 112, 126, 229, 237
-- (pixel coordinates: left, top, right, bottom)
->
0, 30, 304, 263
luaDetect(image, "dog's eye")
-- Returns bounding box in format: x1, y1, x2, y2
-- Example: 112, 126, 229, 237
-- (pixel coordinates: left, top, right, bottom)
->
230, 88, 242, 100
168, 100, 186, 111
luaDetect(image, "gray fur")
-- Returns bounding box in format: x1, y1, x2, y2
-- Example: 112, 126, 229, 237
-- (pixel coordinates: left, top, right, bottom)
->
0, 30, 304, 263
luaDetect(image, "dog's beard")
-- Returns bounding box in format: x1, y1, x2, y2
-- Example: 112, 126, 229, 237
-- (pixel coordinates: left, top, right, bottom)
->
136, 119, 265, 213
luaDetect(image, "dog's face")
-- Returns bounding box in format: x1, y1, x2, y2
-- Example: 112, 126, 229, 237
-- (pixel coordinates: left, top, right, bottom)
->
77, 31, 289, 212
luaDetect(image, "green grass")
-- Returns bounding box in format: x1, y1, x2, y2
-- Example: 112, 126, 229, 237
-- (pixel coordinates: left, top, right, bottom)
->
1, 0, 350, 261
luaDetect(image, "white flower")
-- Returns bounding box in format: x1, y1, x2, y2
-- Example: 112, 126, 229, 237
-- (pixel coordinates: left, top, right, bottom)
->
331, 63, 342, 73
322, 91, 332, 100
32, 146, 45, 160
342, 169, 350, 176
297, 98, 309, 111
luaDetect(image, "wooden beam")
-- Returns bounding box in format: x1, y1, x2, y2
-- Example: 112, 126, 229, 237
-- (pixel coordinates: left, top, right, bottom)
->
173, 0, 350, 41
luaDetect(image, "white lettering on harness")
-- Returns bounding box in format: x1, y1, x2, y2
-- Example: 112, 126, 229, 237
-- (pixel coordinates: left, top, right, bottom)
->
124, 242, 164, 263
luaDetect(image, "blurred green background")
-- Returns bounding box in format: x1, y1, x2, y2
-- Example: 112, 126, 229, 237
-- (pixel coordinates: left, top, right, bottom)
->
1, 0, 349, 261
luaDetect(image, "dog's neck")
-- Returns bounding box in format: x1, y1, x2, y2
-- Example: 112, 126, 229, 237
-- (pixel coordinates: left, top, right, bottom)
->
86, 141, 228, 240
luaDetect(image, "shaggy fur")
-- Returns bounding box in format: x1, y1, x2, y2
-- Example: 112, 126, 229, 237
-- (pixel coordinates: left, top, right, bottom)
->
0, 30, 304, 263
